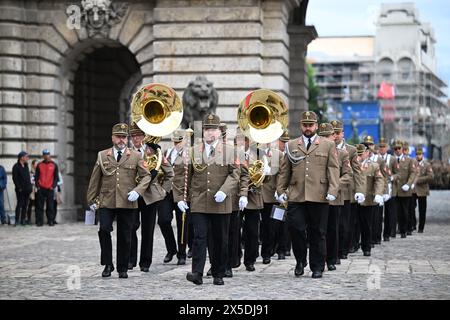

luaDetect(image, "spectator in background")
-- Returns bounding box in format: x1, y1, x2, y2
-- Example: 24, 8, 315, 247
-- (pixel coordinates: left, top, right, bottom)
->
0, 164, 7, 225
35, 149, 59, 227
26, 159, 38, 225
53, 170, 63, 224
12, 151, 33, 226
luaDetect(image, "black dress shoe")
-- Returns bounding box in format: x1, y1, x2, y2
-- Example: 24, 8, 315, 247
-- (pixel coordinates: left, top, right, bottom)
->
336, 258, 341, 265
102, 265, 114, 277
118, 272, 128, 279
177, 257, 186, 265
278, 253, 285, 260
401, 233, 407, 238
311, 271, 322, 278
294, 263, 304, 277
187, 249, 193, 258
363, 251, 371, 257
383, 237, 390, 242
140, 266, 149, 272
245, 264, 255, 272
418, 229, 424, 233
406, 231, 412, 236
206, 268, 212, 277
48, 222, 54, 226
224, 269, 233, 278
285, 251, 291, 257
328, 264, 336, 271
263, 257, 271, 264
348, 247, 356, 254
186, 272, 203, 285
371, 244, 375, 248
37, 223, 43, 227
375, 241, 381, 245
339, 254, 348, 259
127, 262, 134, 270
164, 252, 176, 263
213, 277, 224, 285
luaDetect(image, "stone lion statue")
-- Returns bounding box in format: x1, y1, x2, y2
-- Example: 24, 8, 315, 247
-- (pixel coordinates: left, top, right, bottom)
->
182, 76, 218, 129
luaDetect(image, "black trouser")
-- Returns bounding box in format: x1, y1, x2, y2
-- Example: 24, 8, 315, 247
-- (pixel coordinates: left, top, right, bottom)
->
396, 197, 411, 234
326, 205, 340, 265
260, 203, 275, 259
372, 205, 383, 243
416, 195, 427, 231
191, 212, 230, 278
287, 202, 328, 272
35, 188, 54, 225
130, 198, 158, 268
243, 208, 261, 266
157, 194, 178, 257
358, 205, 375, 253
26, 198, 34, 223
270, 204, 289, 256
408, 196, 417, 232
338, 200, 351, 256
383, 198, 396, 238
171, 195, 191, 259
15, 191, 30, 224
349, 202, 360, 250
98, 208, 134, 273
227, 211, 241, 269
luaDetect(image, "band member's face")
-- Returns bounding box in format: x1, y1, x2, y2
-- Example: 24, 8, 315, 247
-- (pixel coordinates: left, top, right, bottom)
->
394, 147, 402, 156
145, 147, 155, 156
300, 123, 317, 137
403, 148, 409, 155
131, 134, 145, 148
278, 140, 286, 152
417, 154, 423, 161
203, 128, 220, 144
334, 131, 344, 143
379, 146, 388, 155
368, 144, 375, 151
174, 140, 185, 150
362, 149, 370, 160
112, 135, 128, 149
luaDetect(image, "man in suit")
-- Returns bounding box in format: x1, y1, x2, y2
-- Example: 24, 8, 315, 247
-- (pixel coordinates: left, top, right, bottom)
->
87, 123, 151, 278
391, 140, 416, 238
378, 138, 396, 241
412, 147, 434, 233
277, 111, 340, 279
181, 114, 239, 285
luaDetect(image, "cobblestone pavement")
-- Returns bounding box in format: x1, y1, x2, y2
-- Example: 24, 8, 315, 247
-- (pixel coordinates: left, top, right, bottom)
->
1, 192, 450, 300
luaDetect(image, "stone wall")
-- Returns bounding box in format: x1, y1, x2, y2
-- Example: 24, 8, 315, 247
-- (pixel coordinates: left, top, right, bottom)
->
0, 0, 315, 221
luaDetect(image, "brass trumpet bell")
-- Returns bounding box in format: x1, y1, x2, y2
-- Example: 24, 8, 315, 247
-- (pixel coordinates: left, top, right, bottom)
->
131, 83, 183, 137
237, 89, 288, 144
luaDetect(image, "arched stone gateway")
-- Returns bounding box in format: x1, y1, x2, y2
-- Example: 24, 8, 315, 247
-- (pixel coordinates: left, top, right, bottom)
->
0, 0, 316, 222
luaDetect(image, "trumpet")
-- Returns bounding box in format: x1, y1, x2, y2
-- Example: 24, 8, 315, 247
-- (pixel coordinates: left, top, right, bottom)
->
131, 83, 183, 171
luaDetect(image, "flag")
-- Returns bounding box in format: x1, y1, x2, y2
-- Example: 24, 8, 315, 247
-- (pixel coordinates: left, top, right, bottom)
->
377, 81, 395, 100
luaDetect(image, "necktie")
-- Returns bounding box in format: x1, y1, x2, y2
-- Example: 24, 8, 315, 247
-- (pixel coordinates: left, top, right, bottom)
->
209, 146, 215, 158
306, 138, 312, 151
397, 157, 400, 163
117, 150, 122, 162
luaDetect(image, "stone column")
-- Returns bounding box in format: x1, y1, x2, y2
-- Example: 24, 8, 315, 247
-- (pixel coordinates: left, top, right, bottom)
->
288, 25, 317, 137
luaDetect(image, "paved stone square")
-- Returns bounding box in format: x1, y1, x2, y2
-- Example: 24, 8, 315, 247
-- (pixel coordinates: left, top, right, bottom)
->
1, 192, 450, 300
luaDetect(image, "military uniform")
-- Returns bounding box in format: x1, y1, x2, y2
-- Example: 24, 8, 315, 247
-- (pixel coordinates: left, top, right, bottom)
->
378, 138, 397, 240
332, 120, 364, 259
185, 114, 239, 285
277, 111, 340, 278
86, 123, 151, 277
412, 148, 434, 232
357, 144, 384, 256
159, 130, 191, 265
391, 140, 416, 237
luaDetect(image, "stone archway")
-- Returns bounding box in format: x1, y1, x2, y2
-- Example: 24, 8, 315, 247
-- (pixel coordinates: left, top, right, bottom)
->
71, 44, 141, 217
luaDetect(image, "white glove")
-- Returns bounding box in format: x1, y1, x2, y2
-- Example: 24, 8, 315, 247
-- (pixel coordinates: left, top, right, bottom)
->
127, 190, 140, 202
355, 193, 365, 204
214, 191, 227, 203
238, 196, 248, 211
326, 194, 336, 202
277, 193, 287, 203
89, 203, 98, 211
401, 184, 410, 192
383, 194, 390, 202
374, 194, 384, 206
274, 191, 279, 200
388, 183, 392, 196
411, 184, 415, 190
177, 200, 189, 212
390, 176, 394, 182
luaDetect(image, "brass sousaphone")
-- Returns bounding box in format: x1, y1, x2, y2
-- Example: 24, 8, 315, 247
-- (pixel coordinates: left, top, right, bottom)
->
237, 89, 288, 187
131, 83, 183, 171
